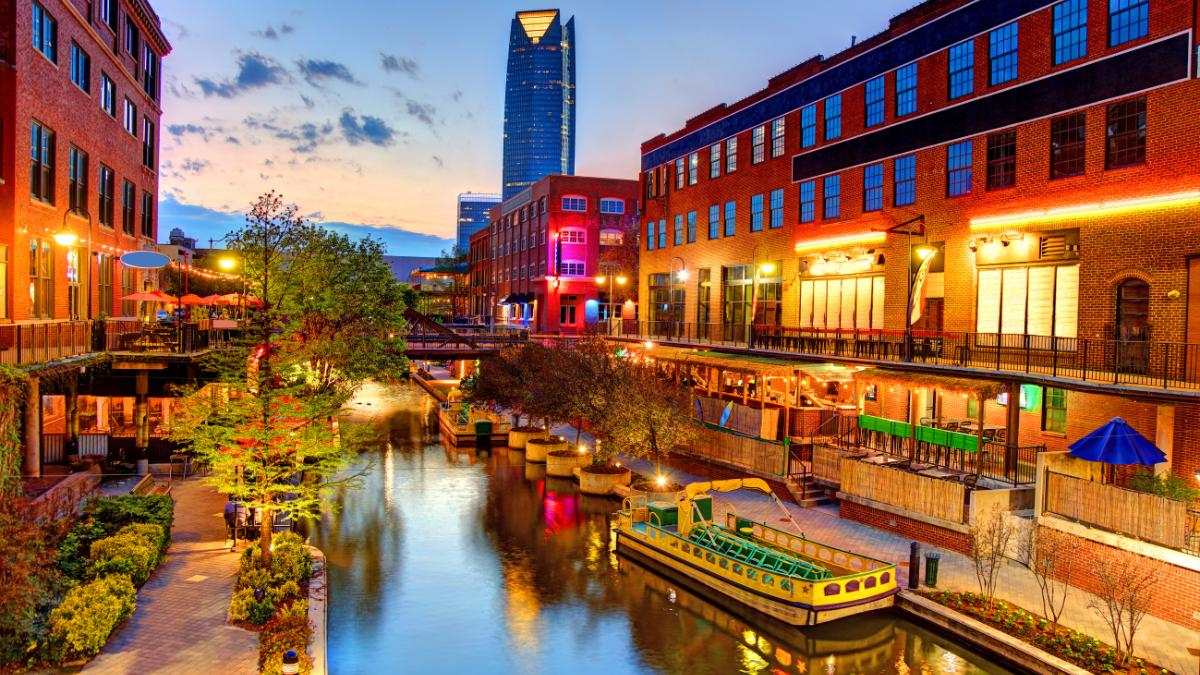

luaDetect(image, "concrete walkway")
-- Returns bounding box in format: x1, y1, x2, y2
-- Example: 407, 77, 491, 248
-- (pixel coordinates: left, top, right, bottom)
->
85, 478, 258, 674
622, 454, 1199, 675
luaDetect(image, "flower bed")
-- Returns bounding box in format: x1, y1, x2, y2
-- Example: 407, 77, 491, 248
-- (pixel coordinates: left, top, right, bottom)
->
229, 533, 316, 674
925, 591, 1167, 674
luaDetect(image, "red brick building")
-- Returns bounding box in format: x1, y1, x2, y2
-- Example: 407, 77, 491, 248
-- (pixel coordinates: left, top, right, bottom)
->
634, 0, 1200, 655
470, 175, 639, 333
0, 0, 170, 327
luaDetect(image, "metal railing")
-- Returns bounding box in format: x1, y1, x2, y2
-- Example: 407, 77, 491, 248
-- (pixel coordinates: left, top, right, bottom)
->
0, 321, 95, 365
102, 319, 222, 355
613, 321, 1200, 392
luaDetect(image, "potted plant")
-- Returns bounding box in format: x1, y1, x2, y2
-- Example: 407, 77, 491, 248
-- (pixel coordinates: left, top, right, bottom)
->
604, 360, 698, 499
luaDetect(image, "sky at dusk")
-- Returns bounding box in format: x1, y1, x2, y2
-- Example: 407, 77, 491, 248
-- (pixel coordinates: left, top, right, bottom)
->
156, 0, 914, 255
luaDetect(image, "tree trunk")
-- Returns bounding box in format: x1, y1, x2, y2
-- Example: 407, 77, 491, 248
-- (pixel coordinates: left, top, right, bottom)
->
574, 419, 583, 444
259, 507, 273, 568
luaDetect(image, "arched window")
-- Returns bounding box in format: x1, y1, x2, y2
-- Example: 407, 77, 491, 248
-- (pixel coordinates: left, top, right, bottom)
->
823, 583, 841, 596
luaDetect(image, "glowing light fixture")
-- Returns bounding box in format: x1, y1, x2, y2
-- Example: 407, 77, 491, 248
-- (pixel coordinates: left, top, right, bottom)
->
218, 257, 237, 270
757, 262, 776, 274
970, 190, 1200, 230
675, 269, 690, 282
616, 276, 628, 285
517, 10, 557, 44
594, 275, 606, 284
793, 232, 886, 254
915, 245, 936, 260
655, 474, 667, 488
52, 230, 78, 247
642, 340, 655, 350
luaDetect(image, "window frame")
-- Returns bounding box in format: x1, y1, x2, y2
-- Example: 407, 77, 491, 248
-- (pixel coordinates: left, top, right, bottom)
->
769, 189, 784, 229
725, 137, 738, 173
750, 194, 764, 232
865, 76, 885, 127
709, 143, 721, 178
68, 145, 88, 213
599, 197, 625, 215
947, 39, 975, 100
799, 181, 815, 223
30, 121, 55, 204
100, 72, 116, 116
708, 205, 720, 240
70, 42, 91, 93
98, 164, 115, 228
723, 201, 736, 237
822, 175, 841, 219
771, 117, 786, 157
31, 2, 57, 63
986, 130, 1017, 190
561, 195, 587, 212
1108, 0, 1148, 47
801, 105, 816, 149
1050, 111, 1087, 178
895, 63, 917, 117
686, 211, 697, 243
863, 163, 884, 212
988, 22, 1019, 86
824, 94, 842, 140
1053, 0, 1089, 66
1042, 387, 1068, 433
688, 152, 698, 185
751, 125, 766, 164
1104, 97, 1146, 169
946, 140, 974, 197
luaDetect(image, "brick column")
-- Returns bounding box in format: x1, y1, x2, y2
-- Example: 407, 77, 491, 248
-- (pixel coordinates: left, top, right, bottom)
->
1155, 403, 1174, 476
135, 370, 149, 460
23, 376, 40, 478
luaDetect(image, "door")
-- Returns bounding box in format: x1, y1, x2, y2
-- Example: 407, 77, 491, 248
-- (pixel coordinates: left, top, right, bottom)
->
1116, 279, 1150, 373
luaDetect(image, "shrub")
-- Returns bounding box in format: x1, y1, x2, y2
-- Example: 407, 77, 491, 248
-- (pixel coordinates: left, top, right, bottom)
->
269, 535, 313, 585
237, 566, 273, 592
88, 527, 162, 586
277, 599, 307, 622
48, 575, 136, 658
228, 588, 274, 626
240, 544, 265, 575
269, 580, 301, 604
86, 495, 174, 542
58, 517, 108, 580
259, 614, 313, 675
116, 522, 169, 554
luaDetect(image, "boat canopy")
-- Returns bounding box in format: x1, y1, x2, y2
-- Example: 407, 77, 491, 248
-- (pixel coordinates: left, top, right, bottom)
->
684, 478, 772, 499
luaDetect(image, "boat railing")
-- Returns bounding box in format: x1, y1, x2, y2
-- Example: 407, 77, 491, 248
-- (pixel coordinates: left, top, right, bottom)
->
725, 512, 893, 576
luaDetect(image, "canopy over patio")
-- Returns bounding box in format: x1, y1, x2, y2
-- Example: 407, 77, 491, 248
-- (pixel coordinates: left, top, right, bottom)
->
851, 368, 1007, 399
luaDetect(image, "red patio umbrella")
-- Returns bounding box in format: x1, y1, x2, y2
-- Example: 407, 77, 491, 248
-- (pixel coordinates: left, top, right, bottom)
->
178, 293, 208, 306
201, 294, 223, 305
120, 291, 168, 303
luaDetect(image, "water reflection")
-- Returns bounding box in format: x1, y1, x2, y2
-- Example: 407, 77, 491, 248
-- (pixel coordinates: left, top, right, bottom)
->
312, 384, 1011, 675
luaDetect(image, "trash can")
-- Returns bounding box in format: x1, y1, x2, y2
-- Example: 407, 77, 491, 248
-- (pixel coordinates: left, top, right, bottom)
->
474, 420, 494, 437
924, 552, 942, 587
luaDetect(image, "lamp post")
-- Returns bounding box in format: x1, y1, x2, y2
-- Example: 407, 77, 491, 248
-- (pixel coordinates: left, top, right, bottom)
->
750, 261, 776, 347
594, 270, 628, 335
669, 256, 687, 339
53, 206, 93, 321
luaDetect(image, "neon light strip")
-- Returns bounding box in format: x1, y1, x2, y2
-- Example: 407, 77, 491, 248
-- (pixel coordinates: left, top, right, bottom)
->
793, 232, 886, 254
970, 190, 1200, 230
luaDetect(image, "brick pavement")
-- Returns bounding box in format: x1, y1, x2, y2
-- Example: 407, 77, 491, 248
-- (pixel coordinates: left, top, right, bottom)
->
84, 478, 259, 674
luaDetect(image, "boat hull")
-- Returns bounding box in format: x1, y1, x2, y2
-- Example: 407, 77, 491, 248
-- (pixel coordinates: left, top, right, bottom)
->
615, 528, 895, 626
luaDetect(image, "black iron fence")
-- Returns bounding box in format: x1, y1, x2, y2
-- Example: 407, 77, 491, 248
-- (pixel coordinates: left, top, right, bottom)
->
615, 321, 1200, 392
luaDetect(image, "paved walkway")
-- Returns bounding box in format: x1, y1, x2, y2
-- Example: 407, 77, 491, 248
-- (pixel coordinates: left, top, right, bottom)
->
620, 454, 1199, 675
85, 478, 259, 674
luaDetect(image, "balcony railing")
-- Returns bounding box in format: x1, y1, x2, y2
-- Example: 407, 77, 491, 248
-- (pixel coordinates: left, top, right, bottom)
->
0, 321, 95, 366
614, 321, 1200, 393
0, 319, 230, 367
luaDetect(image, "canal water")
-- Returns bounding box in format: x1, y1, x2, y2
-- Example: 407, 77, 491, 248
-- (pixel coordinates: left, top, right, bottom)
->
311, 384, 1012, 675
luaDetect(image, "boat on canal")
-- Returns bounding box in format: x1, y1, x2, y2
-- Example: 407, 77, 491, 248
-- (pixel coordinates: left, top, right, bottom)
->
614, 477, 898, 626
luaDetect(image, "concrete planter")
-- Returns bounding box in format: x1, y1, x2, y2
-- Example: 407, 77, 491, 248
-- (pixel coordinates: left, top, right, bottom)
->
524, 437, 566, 463
630, 483, 686, 503
579, 466, 632, 496
508, 427, 548, 450
547, 449, 591, 477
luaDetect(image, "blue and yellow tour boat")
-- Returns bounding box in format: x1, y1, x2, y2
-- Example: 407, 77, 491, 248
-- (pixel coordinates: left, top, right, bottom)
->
615, 478, 898, 625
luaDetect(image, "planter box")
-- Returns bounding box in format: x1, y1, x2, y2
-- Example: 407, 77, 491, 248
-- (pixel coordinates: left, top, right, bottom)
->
508, 427, 548, 450
579, 467, 632, 496
525, 437, 566, 463
547, 450, 591, 477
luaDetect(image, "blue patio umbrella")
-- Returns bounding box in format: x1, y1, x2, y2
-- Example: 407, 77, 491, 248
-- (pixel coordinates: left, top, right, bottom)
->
1068, 417, 1166, 465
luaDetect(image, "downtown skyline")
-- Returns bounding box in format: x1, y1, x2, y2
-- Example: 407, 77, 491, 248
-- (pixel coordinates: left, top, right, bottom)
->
155, 0, 915, 255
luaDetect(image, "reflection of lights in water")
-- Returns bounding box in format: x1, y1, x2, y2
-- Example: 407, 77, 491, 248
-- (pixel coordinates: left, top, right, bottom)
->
736, 644, 769, 672
667, 588, 676, 603
383, 443, 394, 512
825, 654, 836, 674
542, 491, 578, 534
774, 647, 792, 667
584, 530, 602, 570
743, 630, 757, 646
940, 652, 960, 673
757, 636, 771, 655
502, 555, 541, 656
895, 654, 911, 675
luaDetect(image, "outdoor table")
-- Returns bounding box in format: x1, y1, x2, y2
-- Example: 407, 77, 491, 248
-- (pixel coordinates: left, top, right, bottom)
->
919, 468, 956, 479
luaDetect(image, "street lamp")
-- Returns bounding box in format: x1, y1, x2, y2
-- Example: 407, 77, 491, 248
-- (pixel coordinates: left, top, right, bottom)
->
594, 272, 628, 333
669, 256, 687, 338
218, 256, 237, 271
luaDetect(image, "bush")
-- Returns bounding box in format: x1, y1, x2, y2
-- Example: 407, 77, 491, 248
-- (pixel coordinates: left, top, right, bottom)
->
48, 575, 136, 658
259, 614, 313, 675
228, 588, 274, 626
240, 544, 265, 574
87, 495, 174, 542
88, 526, 163, 586
58, 517, 108, 580
116, 522, 169, 555
237, 566, 273, 592
277, 599, 307, 622
269, 580, 301, 604
269, 535, 313, 585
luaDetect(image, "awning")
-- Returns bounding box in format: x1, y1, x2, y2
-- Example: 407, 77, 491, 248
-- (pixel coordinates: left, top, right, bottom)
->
498, 293, 534, 304
852, 368, 1007, 398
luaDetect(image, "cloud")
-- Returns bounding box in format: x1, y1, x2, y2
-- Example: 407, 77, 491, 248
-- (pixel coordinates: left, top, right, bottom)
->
300, 94, 315, 108
296, 59, 361, 86
380, 53, 419, 78
167, 123, 216, 141
339, 110, 397, 147
253, 23, 295, 40
431, 155, 444, 168
225, 135, 241, 145
180, 158, 210, 174
404, 100, 438, 127
195, 51, 288, 98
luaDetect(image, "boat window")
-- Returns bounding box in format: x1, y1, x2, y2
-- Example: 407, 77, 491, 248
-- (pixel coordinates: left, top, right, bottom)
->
780, 579, 793, 591
681, 543, 690, 554
880, 572, 891, 584
864, 577, 877, 589
845, 580, 860, 593
762, 574, 774, 586
706, 552, 716, 563
719, 559, 729, 569
747, 569, 758, 580
694, 548, 704, 558
733, 564, 743, 575
823, 583, 841, 596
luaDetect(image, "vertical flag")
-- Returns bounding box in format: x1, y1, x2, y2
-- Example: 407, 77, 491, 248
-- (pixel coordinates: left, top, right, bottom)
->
909, 251, 935, 325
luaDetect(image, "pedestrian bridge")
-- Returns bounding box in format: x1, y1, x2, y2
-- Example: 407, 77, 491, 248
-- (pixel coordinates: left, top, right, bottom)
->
402, 309, 527, 358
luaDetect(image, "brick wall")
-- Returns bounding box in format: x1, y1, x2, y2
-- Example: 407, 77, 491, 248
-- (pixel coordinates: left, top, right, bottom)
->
841, 499, 972, 555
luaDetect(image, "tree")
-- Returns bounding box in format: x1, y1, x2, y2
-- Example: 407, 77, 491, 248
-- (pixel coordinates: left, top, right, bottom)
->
0, 492, 74, 663
1088, 550, 1159, 666
171, 192, 381, 566
968, 505, 1014, 605
464, 346, 536, 427
602, 359, 699, 470
1018, 525, 1077, 627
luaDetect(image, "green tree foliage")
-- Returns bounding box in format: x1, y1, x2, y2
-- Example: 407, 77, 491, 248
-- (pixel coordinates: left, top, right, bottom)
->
0, 366, 29, 497
601, 359, 699, 466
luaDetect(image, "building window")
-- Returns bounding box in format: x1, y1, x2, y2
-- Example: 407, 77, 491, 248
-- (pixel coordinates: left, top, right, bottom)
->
708, 205, 720, 239
865, 76, 885, 127
771, 117, 786, 157
31, 2, 57, 62
750, 194, 764, 232
688, 152, 698, 185
99, 0, 116, 29
724, 201, 736, 237
823, 175, 841, 219
561, 261, 585, 277
142, 46, 160, 101
29, 239, 53, 318
141, 192, 153, 238
1042, 387, 1068, 433
675, 157, 685, 188
894, 155, 915, 206
674, 215, 683, 245
946, 141, 973, 196
895, 63, 917, 117
710, 143, 721, 178
645, 170, 656, 200
989, 22, 1018, 86
100, 73, 116, 116
863, 163, 883, 212
124, 15, 139, 57
560, 228, 585, 243
540, 197, 547, 214
686, 211, 697, 243
122, 181, 136, 234
986, 131, 1017, 190
948, 39, 975, 99
30, 122, 55, 204
722, 265, 752, 334
561, 196, 586, 211
799, 181, 815, 223
1050, 112, 1087, 178
726, 137, 737, 172
646, 221, 655, 251
1109, 0, 1148, 46
697, 269, 712, 325
976, 264, 1078, 337
123, 99, 137, 136
769, 189, 784, 229
798, 276, 885, 330
97, 254, 113, 316
599, 198, 625, 214
1105, 97, 1146, 169
98, 165, 115, 228
1053, 0, 1088, 65
751, 125, 766, 164
658, 219, 666, 249
800, 105, 816, 148
142, 118, 155, 168
68, 147, 88, 212
70, 42, 90, 93
824, 94, 842, 140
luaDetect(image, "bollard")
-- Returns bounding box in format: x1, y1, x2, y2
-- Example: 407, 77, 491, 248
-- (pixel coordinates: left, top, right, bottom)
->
281, 649, 300, 675
924, 551, 942, 587
908, 541, 921, 590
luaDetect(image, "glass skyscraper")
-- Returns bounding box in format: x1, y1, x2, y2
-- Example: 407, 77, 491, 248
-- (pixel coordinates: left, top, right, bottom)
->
502, 9, 576, 200
456, 192, 502, 253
